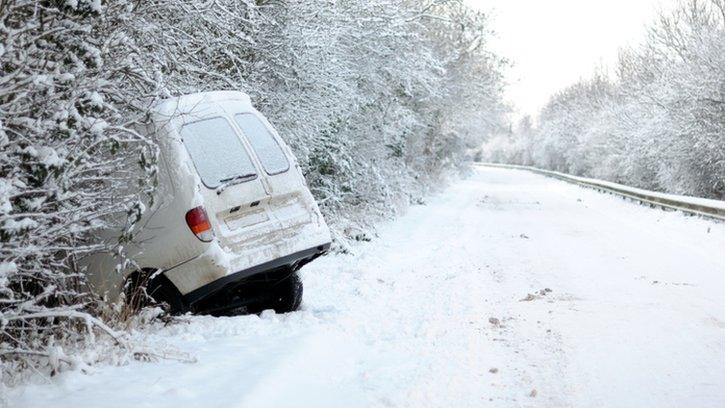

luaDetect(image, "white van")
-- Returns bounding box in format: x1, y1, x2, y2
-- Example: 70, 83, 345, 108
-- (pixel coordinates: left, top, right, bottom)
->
83, 91, 331, 315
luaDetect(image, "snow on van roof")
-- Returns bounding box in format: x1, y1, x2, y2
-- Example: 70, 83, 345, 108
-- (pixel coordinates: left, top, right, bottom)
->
153, 91, 253, 117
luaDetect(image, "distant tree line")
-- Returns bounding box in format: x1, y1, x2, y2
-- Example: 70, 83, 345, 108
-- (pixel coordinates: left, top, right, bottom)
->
483, 0, 724, 199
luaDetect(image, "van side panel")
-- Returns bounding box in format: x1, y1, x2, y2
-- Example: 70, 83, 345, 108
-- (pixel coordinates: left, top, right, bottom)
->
133, 118, 212, 272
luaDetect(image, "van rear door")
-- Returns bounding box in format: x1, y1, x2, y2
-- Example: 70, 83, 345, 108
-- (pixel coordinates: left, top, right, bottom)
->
179, 116, 272, 248
230, 111, 315, 231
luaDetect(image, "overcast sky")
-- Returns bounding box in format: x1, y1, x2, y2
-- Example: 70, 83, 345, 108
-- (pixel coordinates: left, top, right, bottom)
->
465, 0, 679, 120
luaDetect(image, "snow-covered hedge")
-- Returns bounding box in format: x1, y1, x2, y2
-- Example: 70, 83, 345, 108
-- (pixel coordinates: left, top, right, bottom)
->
127, 0, 508, 235
0, 0, 163, 383
482, 0, 724, 199
1, 0, 507, 382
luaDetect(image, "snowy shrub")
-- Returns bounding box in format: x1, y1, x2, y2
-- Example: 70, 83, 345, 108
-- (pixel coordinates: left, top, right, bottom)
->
0, 1, 160, 381
483, 0, 724, 199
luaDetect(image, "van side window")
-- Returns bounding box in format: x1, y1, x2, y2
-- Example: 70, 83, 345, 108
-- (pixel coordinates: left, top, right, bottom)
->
234, 113, 290, 175
180, 117, 257, 188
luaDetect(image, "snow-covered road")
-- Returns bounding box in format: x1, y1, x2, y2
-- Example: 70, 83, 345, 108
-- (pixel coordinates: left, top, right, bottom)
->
9, 167, 725, 407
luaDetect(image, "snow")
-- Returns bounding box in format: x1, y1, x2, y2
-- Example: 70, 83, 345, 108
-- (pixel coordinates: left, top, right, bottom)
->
179, 116, 258, 188
0, 125, 7, 147
56, 73, 75, 83
233, 113, 290, 175
0, 261, 16, 287
548, 167, 725, 211
88, 119, 108, 136
486, 163, 725, 212
37, 146, 64, 168
87, 91, 104, 109
88, 0, 102, 13
2, 218, 39, 233
0, 179, 12, 214
6, 167, 725, 407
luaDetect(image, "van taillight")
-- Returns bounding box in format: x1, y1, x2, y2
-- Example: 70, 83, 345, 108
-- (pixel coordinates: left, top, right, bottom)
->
185, 206, 214, 242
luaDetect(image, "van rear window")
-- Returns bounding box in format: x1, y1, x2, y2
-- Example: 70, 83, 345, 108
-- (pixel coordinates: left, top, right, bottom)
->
180, 117, 257, 188
234, 113, 289, 175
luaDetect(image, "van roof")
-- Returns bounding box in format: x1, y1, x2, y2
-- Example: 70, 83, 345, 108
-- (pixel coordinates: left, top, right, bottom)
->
153, 91, 253, 117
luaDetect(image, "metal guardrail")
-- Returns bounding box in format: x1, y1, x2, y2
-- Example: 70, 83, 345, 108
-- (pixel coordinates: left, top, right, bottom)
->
476, 162, 725, 222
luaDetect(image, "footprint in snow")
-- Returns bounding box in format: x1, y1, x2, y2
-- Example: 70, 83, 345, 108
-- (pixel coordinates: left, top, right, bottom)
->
519, 288, 552, 302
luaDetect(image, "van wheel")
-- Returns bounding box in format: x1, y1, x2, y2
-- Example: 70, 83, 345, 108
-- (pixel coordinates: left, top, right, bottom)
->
258, 272, 303, 314
271, 272, 303, 313
147, 274, 187, 315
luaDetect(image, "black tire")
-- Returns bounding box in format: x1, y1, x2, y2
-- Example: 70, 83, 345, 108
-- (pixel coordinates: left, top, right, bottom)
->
267, 272, 303, 313
147, 274, 187, 315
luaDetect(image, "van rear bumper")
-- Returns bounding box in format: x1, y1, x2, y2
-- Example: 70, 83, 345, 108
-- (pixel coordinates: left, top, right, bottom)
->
179, 243, 329, 308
